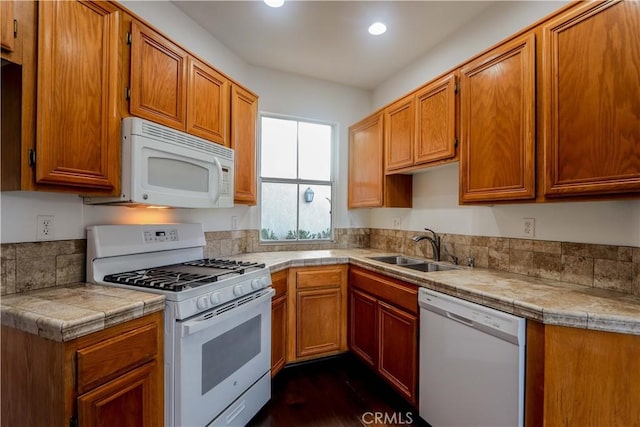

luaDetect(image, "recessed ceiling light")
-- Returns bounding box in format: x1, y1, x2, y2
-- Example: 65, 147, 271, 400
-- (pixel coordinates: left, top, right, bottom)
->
264, 0, 285, 8
368, 22, 387, 36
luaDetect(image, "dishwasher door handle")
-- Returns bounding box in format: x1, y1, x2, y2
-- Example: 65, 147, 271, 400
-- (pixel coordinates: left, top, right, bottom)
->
446, 311, 474, 327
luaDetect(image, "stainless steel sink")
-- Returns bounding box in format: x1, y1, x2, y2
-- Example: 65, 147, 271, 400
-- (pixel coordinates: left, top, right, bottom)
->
368, 255, 424, 265
402, 263, 459, 272
367, 255, 461, 272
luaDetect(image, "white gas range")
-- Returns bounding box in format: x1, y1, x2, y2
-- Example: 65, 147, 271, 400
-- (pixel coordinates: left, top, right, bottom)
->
87, 223, 273, 427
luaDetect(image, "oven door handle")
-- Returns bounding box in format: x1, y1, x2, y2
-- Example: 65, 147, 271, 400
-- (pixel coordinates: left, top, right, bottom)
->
181, 288, 274, 337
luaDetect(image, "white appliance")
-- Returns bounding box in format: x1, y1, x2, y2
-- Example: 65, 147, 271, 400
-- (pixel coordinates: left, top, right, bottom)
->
87, 223, 273, 427
418, 288, 526, 427
85, 117, 234, 208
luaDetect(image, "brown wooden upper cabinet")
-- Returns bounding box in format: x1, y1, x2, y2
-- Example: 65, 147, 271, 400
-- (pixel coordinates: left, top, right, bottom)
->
1, 0, 19, 62
231, 85, 259, 205
348, 112, 412, 208
459, 32, 536, 203
385, 73, 458, 173
187, 56, 230, 144
35, 0, 122, 192
541, 0, 640, 197
130, 21, 230, 146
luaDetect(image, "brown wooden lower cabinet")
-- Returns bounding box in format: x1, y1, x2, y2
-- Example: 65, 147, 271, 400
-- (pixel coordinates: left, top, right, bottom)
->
287, 265, 348, 363
1, 311, 164, 427
270, 269, 288, 377
348, 266, 418, 405
526, 321, 640, 426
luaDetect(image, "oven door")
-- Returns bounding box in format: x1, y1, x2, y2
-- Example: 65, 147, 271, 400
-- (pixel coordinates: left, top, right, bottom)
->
174, 289, 274, 427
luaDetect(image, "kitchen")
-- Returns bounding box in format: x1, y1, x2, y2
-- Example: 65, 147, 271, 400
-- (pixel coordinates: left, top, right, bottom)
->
1, 0, 639, 426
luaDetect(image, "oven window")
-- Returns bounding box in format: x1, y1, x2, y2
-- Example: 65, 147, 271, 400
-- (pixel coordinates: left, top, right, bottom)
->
148, 157, 209, 192
201, 315, 261, 394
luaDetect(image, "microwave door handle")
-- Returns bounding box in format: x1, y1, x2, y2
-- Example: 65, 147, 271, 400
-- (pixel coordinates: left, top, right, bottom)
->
210, 157, 223, 204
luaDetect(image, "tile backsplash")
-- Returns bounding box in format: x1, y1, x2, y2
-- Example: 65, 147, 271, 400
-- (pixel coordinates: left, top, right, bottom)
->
1, 240, 86, 295
2, 227, 638, 296
370, 228, 640, 296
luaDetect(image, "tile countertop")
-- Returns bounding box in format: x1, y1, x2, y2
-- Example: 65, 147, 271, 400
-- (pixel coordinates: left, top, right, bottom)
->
2, 248, 638, 341
231, 249, 640, 336
0, 284, 165, 342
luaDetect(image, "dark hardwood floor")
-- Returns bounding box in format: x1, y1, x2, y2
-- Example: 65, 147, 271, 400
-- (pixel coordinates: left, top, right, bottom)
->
248, 354, 426, 427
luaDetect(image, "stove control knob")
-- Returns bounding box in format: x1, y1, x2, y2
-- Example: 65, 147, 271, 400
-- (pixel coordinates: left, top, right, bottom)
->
196, 297, 208, 310
233, 285, 244, 296
209, 293, 221, 305
251, 279, 262, 290
260, 276, 270, 287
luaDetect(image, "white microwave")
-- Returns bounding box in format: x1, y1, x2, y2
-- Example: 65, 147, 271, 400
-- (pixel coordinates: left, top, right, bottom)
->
85, 117, 234, 208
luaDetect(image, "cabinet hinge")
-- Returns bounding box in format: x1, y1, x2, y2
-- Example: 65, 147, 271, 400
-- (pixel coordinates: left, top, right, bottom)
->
69, 417, 78, 427
126, 32, 132, 45
125, 87, 131, 100
454, 83, 460, 94
13, 19, 17, 38
28, 149, 36, 167
454, 137, 459, 148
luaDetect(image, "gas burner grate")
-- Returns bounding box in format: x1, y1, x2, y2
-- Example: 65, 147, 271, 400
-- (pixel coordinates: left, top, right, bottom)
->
182, 258, 266, 273
104, 268, 222, 292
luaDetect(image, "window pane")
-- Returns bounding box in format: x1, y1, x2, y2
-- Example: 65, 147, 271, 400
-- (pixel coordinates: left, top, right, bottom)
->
298, 184, 332, 240
299, 122, 331, 180
261, 182, 297, 240
261, 117, 297, 179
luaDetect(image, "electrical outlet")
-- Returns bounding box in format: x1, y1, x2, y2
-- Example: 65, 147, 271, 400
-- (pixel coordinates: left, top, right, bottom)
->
522, 217, 535, 238
392, 217, 401, 229
231, 216, 238, 230
37, 215, 55, 240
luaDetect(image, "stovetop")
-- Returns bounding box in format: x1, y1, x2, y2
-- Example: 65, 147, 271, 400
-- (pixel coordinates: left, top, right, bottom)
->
104, 259, 266, 292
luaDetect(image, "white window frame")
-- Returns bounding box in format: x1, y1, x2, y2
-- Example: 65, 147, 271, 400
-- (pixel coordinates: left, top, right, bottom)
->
258, 113, 336, 243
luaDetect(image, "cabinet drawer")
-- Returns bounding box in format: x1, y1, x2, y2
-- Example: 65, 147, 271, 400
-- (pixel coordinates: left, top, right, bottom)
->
77, 322, 158, 394
294, 265, 346, 290
349, 267, 418, 314
271, 269, 288, 298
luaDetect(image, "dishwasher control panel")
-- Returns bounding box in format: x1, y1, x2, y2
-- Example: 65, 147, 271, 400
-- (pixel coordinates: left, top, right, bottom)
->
418, 288, 525, 345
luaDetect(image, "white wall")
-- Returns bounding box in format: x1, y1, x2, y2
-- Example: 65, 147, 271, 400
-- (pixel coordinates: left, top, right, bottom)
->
368, 0, 640, 247
1, 1, 637, 247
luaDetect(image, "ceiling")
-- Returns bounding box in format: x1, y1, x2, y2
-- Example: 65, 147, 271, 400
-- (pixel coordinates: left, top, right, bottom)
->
172, 1, 496, 90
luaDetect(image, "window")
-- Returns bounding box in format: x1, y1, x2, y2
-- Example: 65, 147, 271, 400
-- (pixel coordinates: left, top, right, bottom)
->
260, 115, 333, 242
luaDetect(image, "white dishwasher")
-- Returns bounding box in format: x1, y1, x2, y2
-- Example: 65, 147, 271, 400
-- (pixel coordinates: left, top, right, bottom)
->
418, 288, 526, 427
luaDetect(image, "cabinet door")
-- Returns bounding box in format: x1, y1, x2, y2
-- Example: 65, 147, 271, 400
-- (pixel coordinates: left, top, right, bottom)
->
378, 301, 417, 404
385, 96, 415, 171
36, 0, 120, 192
78, 361, 160, 427
348, 113, 412, 208
349, 288, 377, 369
186, 56, 229, 145
542, 0, 640, 197
459, 33, 536, 203
348, 113, 384, 207
415, 73, 457, 165
296, 287, 342, 359
130, 21, 187, 131
1, 0, 16, 54
231, 84, 258, 204
271, 295, 287, 377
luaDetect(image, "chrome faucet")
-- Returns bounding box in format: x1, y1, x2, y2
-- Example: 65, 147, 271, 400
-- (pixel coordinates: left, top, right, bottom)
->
412, 228, 440, 261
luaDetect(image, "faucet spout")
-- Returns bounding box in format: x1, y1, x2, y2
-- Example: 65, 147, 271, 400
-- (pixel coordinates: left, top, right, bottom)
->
411, 228, 441, 261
